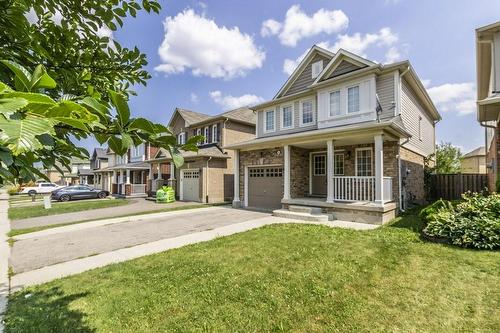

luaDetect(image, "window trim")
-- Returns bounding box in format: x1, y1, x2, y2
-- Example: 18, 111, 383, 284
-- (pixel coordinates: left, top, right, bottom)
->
347, 84, 361, 114
203, 127, 209, 144
212, 124, 218, 143
177, 132, 186, 145
313, 154, 326, 176
280, 103, 294, 130
263, 109, 276, 133
299, 98, 315, 127
328, 89, 341, 117
355, 147, 373, 176
311, 60, 323, 79
334, 153, 345, 176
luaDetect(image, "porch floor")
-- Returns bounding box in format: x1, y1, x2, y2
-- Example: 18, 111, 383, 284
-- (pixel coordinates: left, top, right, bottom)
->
282, 197, 396, 213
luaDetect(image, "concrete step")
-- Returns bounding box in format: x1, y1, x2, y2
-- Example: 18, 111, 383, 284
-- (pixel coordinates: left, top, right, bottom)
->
273, 209, 333, 222
288, 205, 322, 215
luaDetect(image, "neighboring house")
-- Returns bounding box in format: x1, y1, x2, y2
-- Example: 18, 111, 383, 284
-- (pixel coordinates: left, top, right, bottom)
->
93, 145, 157, 197
146, 107, 255, 203
89, 148, 109, 187
461, 147, 486, 174
40, 157, 91, 185
225, 46, 440, 224
476, 21, 500, 191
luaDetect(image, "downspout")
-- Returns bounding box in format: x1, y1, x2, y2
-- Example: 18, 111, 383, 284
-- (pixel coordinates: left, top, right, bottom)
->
205, 156, 213, 203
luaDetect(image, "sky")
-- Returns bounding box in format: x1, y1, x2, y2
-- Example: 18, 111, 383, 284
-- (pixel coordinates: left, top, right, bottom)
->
81, 0, 500, 154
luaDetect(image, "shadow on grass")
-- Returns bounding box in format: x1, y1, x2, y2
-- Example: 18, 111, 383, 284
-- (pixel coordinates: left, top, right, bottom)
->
4, 287, 94, 333
387, 207, 425, 233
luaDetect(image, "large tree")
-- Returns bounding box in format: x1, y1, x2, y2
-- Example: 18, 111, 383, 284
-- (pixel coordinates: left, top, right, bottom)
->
0, 1, 202, 184
435, 142, 462, 174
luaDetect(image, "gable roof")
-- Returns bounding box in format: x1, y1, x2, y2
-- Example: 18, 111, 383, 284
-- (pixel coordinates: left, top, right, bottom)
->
463, 146, 485, 158
314, 49, 376, 84
190, 107, 255, 127
174, 108, 212, 126
274, 45, 335, 99
153, 145, 229, 160
92, 148, 108, 160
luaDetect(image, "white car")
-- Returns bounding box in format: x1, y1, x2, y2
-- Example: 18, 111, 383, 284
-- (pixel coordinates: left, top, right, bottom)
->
20, 182, 62, 195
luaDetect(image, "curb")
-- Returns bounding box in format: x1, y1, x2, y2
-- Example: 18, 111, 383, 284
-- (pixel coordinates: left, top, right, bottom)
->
0, 190, 11, 333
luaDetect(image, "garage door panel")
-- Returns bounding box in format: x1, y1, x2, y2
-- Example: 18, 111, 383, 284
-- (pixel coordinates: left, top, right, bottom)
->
182, 169, 200, 202
248, 166, 283, 210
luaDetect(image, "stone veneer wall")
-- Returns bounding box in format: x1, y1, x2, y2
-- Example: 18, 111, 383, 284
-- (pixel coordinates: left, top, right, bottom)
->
400, 146, 425, 204
290, 147, 310, 197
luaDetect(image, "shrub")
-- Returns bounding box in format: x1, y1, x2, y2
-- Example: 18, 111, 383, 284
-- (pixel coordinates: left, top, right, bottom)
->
6, 184, 20, 195
422, 192, 500, 250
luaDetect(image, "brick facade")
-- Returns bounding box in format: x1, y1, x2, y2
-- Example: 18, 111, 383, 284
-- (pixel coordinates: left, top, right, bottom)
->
399, 146, 426, 205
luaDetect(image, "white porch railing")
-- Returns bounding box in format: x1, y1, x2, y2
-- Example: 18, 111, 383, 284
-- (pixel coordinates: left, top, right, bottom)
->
333, 176, 392, 202
131, 184, 146, 194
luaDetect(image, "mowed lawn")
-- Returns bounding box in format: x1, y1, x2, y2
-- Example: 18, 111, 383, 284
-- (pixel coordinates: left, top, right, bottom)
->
8, 199, 129, 220
4, 210, 499, 332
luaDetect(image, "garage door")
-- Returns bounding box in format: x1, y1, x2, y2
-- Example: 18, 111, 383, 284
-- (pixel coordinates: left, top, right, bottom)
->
182, 169, 200, 202
248, 166, 283, 210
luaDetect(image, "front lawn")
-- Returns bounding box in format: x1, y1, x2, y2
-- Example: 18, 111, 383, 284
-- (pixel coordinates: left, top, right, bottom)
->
8, 199, 129, 220
4, 210, 499, 332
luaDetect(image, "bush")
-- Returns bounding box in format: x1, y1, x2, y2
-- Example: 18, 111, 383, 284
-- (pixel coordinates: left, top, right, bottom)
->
422, 192, 500, 250
6, 184, 20, 195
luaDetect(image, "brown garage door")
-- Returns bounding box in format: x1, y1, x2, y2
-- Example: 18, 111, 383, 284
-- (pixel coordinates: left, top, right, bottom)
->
248, 166, 283, 210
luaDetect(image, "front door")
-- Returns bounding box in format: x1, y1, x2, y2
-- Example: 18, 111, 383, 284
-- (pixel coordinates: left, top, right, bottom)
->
311, 153, 327, 196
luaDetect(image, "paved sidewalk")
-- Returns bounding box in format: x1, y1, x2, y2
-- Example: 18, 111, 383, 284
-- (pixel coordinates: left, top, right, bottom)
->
10, 199, 200, 229
0, 190, 11, 333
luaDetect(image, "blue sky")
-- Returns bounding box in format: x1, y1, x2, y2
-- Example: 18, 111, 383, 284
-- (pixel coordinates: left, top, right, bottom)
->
84, 0, 500, 154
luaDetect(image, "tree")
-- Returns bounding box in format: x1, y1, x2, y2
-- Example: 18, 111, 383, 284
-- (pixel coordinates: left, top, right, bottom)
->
435, 142, 462, 174
0, 0, 161, 100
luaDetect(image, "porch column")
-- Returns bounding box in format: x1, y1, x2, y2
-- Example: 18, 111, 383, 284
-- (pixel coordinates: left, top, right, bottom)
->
374, 134, 384, 204
233, 149, 241, 207
169, 162, 175, 179
126, 169, 131, 184
327, 140, 335, 203
157, 163, 162, 180
148, 163, 153, 180
283, 145, 291, 200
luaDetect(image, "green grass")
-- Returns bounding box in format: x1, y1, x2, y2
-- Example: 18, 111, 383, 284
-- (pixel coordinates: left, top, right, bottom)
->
8, 199, 129, 220
8, 204, 209, 237
4, 209, 500, 332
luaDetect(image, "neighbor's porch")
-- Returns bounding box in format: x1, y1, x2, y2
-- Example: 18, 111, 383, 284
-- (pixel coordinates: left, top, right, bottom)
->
109, 166, 150, 197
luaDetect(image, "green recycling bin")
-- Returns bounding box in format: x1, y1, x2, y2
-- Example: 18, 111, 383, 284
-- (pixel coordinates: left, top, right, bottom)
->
156, 186, 175, 203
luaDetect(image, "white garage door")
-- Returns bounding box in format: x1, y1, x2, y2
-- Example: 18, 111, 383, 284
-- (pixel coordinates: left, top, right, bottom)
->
181, 169, 200, 202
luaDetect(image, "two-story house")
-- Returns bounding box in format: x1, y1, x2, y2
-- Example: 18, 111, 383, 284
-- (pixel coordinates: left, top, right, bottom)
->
89, 148, 109, 188
146, 107, 255, 203
476, 21, 500, 192
225, 46, 440, 224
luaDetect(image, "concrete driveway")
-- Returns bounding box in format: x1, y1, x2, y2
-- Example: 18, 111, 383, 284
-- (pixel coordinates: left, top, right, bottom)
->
10, 207, 270, 274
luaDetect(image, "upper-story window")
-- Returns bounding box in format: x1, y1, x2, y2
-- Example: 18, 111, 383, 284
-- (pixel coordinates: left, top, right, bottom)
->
329, 90, 341, 116
300, 99, 314, 126
212, 124, 218, 143
177, 132, 186, 145
311, 60, 323, 78
204, 127, 209, 144
130, 144, 145, 161
347, 86, 360, 113
264, 109, 275, 133
116, 154, 127, 165
281, 105, 294, 129
196, 128, 202, 145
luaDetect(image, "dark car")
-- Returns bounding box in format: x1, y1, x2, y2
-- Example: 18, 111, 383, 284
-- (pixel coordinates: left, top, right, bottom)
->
51, 185, 109, 202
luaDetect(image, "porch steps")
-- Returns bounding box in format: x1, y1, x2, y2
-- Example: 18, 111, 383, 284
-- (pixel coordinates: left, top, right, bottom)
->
273, 207, 333, 222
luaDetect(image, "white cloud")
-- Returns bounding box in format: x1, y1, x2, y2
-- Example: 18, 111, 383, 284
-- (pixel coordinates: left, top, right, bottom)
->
421, 79, 431, 88
190, 93, 199, 104
209, 90, 264, 110
385, 46, 401, 63
261, 5, 348, 47
427, 82, 476, 115
155, 9, 265, 79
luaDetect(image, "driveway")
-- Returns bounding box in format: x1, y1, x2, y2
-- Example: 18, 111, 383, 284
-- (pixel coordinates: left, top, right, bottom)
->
10, 199, 201, 230
10, 207, 270, 274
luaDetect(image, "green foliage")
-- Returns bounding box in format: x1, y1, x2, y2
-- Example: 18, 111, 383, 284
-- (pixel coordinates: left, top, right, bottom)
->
0, 0, 161, 100
6, 184, 21, 195
0, 62, 202, 184
434, 142, 462, 174
422, 193, 500, 250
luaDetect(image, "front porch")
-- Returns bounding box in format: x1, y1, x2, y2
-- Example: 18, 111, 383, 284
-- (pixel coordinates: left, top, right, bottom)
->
111, 167, 149, 198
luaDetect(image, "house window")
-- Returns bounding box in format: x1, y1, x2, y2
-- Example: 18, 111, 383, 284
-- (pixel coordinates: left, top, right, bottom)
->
329, 90, 341, 116
131, 144, 144, 159
313, 155, 326, 176
281, 105, 293, 129
204, 127, 209, 144
334, 153, 344, 175
356, 148, 372, 176
300, 100, 313, 125
311, 60, 323, 78
196, 128, 202, 145
212, 124, 218, 143
264, 109, 275, 132
177, 132, 186, 145
348, 86, 360, 113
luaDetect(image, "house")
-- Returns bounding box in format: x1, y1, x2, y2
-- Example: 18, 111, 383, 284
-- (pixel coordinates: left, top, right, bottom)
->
461, 147, 486, 174
146, 107, 255, 203
224, 46, 441, 224
40, 157, 91, 185
476, 21, 500, 192
93, 145, 157, 197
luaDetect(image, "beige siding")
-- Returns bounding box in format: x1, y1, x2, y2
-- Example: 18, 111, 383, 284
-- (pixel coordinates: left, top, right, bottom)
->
284, 54, 330, 96
328, 60, 365, 79
376, 73, 395, 120
401, 78, 435, 156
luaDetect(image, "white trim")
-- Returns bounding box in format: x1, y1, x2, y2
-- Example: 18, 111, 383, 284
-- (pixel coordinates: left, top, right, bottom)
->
314, 49, 376, 84
334, 152, 345, 176
212, 124, 218, 143
263, 109, 276, 133
347, 84, 361, 114
299, 98, 315, 127
326, 140, 334, 203
280, 104, 294, 130
328, 89, 341, 118
244, 164, 283, 208
203, 127, 209, 144
355, 147, 373, 176
312, 154, 326, 176
394, 70, 401, 116
311, 60, 323, 79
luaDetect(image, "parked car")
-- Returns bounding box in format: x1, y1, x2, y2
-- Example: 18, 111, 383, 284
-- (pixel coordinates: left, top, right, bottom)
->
51, 185, 110, 202
20, 182, 62, 195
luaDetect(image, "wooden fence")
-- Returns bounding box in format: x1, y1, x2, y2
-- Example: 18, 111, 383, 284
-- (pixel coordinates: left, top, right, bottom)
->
429, 174, 488, 200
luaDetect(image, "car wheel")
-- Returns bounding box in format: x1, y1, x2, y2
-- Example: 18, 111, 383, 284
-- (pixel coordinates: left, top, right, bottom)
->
60, 195, 70, 202
98, 191, 107, 199
28, 190, 36, 196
